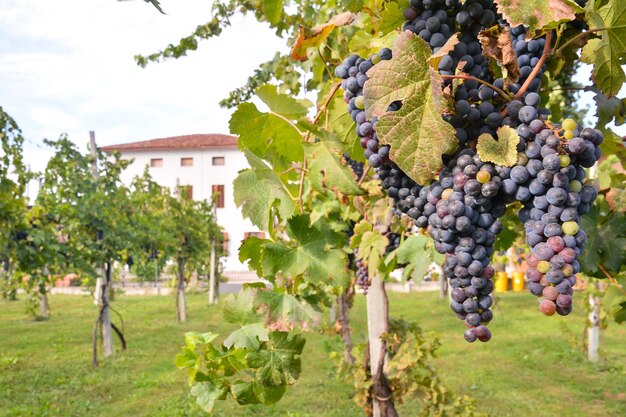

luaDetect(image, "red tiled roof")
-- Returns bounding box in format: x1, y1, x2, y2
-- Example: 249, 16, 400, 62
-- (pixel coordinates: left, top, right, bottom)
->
101, 134, 238, 152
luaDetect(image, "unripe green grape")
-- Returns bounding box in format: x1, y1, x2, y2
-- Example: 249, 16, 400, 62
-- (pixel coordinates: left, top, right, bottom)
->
476, 170, 491, 184
569, 180, 582, 192
370, 54, 381, 65
562, 118, 577, 131
562, 264, 573, 277
563, 130, 574, 140
560, 155, 571, 167
562, 221, 579, 235
355, 96, 365, 110
442, 188, 453, 200
537, 261, 550, 273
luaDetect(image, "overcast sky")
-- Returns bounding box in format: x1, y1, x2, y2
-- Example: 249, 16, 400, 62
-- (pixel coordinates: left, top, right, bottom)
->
0, 0, 286, 174
1, 0, 623, 184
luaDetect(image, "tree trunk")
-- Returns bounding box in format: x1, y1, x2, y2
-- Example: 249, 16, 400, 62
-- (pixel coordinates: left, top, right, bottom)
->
366, 276, 397, 417
101, 262, 114, 357
40, 285, 50, 319
587, 283, 601, 362
208, 242, 217, 305
337, 291, 356, 365
177, 257, 187, 322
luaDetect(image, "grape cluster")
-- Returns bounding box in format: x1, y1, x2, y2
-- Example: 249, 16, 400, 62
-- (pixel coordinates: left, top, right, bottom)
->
499, 116, 601, 315
337, 0, 602, 341
344, 153, 364, 180
352, 231, 409, 294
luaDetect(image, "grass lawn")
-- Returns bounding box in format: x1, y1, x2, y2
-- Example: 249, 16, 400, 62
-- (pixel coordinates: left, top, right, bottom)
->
1, 291, 625, 417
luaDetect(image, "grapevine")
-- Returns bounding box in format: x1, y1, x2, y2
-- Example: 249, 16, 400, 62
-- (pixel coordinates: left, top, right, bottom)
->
336, 0, 604, 342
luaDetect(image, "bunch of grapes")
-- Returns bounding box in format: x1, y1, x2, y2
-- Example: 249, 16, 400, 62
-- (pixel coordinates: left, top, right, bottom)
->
336, 0, 601, 342
344, 153, 364, 179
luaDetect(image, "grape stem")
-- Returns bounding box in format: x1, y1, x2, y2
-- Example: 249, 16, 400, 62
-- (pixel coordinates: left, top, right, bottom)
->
514, 31, 553, 100
358, 163, 370, 186
598, 263, 626, 295
440, 74, 512, 99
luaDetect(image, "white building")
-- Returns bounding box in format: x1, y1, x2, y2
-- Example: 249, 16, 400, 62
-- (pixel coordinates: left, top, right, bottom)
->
101, 134, 263, 277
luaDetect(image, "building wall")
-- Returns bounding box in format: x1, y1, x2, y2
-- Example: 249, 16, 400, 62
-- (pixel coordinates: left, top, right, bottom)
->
116, 147, 260, 272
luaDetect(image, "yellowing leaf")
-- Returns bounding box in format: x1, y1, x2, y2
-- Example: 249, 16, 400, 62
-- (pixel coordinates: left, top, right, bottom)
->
364, 31, 457, 185
494, 0, 583, 35
476, 126, 520, 167
291, 12, 356, 61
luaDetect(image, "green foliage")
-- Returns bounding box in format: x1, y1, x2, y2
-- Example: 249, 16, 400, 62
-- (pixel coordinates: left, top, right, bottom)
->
581, 0, 626, 96
176, 328, 305, 412
386, 234, 444, 283
579, 197, 626, 277
364, 31, 457, 184
233, 150, 296, 231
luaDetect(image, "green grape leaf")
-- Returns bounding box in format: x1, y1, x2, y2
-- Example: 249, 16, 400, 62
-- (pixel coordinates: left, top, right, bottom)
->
224, 323, 270, 351
598, 127, 626, 165
304, 141, 363, 195
378, 1, 408, 35
239, 236, 266, 276
580, 203, 626, 276
476, 126, 520, 167
229, 85, 308, 168
387, 234, 436, 283
341, 0, 365, 12
357, 231, 389, 277
222, 290, 262, 325
495, 211, 523, 251
261, 214, 348, 285
594, 92, 626, 127
364, 31, 457, 184
494, 0, 582, 34
190, 381, 229, 413
246, 332, 306, 386
256, 84, 310, 119
581, 0, 626, 96
603, 285, 626, 324
233, 150, 295, 231
255, 290, 321, 331
231, 380, 286, 405
262, 0, 283, 25
478, 25, 521, 83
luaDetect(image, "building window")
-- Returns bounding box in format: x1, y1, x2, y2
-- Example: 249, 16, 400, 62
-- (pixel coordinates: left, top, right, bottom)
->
212, 156, 225, 166
244, 232, 266, 239
212, 185, 225, 208
150, 158, 163, 167
221, 232, 229, 254
181, 185, 193, 199
181, 157, 193, 167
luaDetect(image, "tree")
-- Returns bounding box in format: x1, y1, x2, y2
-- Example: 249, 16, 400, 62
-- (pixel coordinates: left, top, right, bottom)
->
37, 135, 134, 364
0, 107, 29, 301
167, 185, 219, 322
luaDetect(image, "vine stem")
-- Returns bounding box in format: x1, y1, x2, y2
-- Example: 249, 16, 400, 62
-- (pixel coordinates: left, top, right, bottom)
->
555, 27, 609, 56
297, 158, 307, 213
297, 82, 342, 212
598, 263, 626, 295
440, 74, 511, 99
515, 31, 553, 100
358, 164, 370, 186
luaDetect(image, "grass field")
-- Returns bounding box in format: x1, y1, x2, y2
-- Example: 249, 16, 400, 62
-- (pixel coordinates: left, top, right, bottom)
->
1, 291, 625, 417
